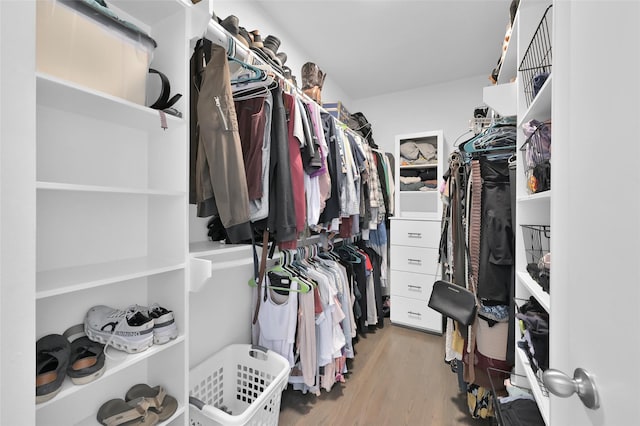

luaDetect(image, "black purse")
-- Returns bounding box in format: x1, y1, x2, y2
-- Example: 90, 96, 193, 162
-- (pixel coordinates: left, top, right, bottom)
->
428, 280, 478, 326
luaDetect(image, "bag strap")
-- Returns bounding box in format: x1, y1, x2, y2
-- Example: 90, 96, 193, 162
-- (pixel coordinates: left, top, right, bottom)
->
252, 229, 270, 325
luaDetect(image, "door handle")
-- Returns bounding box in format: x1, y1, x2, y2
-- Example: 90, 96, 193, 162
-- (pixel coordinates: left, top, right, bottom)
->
542, 368, 600, 410
407, 258, 422, 265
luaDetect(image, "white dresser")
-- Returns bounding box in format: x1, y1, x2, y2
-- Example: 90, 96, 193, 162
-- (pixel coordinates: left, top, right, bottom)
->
389, 217, 443, 333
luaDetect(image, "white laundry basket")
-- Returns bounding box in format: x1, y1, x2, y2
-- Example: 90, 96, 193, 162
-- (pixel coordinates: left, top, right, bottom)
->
189, 344, 290, 426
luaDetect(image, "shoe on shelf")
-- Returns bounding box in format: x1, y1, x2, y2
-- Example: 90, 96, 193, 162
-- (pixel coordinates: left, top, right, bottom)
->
125, 383, 178, 422
97, 397, 159, 426
36, 334, 71, 403
63, 324, 106, 385
138, 303, 178, 345
84, 305, 154, 354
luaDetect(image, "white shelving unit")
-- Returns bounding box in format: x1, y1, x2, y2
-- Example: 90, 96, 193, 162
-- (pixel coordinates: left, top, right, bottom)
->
0, 1, 210, 424
390, 130, 444, 333
393, 130, 443, 220
513, 1, 553, 424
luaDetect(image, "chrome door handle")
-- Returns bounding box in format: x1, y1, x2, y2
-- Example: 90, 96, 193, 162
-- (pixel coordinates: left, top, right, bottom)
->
542, 368, 600, 410
407, 258, 422, 265
407, 232, 422, 238
407, 284, 423, 291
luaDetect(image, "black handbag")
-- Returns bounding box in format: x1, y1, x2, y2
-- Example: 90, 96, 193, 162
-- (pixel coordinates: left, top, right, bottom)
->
428, 280, 478, 326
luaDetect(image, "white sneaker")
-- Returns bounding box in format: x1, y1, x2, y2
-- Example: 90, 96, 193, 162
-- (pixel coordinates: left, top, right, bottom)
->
139, 303, 178, 345
84, 305, 154, 354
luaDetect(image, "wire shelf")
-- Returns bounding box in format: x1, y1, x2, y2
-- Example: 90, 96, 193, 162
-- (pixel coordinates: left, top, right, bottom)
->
521, 225, 550, 293
519, 5, 553, 107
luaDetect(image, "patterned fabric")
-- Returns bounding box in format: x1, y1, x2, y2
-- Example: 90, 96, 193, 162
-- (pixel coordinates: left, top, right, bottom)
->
467, 384, 494, 419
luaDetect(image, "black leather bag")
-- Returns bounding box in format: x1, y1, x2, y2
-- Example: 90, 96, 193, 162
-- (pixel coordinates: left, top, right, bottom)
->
428, 280, 478, 326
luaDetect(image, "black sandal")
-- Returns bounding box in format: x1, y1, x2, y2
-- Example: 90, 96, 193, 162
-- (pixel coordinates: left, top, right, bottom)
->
36, 334, 70, 403
63, 324, 106, 385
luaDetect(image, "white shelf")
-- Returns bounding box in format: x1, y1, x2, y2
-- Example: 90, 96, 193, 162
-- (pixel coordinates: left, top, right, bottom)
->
517, 189, 552, 203
517, 270, 550, 312
108, 0, 187, 25
498, 12, 519, 84
36, 336, 185, 411
36, 73, 183, 130
516, 347, 550, 425
189, 241, 255, 292
189, 240, 254, 258
400, 189, 437, 193
36, 181, 185, 197
399, 163, 437, 170
519, 74, 553, 127
483, 82, 517, 117
37, 257, 185, 299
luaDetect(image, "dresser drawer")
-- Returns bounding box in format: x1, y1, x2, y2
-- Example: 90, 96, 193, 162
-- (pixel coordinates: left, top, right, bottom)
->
390, 219, 441, 248
390, 270, 437, 301
390, 295, 442, 333
390, 246, 439, 274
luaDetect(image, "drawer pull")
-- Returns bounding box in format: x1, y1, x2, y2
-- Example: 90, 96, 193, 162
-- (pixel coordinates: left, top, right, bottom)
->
407, 258, 422, 265
407, 284, 423, 291
407, 311, 422, 317
407, 232, 422, 238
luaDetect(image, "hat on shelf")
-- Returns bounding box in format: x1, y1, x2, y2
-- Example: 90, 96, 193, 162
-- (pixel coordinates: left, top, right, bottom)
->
276, 52, 287, 66
219, 15, 239, 36
248, 34, 284, 74
237, 27, 252, 48
262, 35, 281, 61
250, 30, 264, 49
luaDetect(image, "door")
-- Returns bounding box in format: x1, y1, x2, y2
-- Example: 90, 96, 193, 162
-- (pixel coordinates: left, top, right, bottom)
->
551, 2, 640, 424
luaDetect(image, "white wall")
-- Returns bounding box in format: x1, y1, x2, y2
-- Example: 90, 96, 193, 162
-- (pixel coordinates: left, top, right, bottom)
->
350, 74, 490, 160
212, 1, 352, 106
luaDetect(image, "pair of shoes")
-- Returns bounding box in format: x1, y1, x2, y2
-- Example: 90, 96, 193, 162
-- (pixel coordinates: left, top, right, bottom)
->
84, 304, 178, 353
85, 305, 154, 354
36, 326, 106, 403
97, 384, 178, 425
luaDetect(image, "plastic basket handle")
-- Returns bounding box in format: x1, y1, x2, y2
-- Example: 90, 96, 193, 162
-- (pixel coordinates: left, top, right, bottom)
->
249, 344, 269, 361
189, 396, 205, 410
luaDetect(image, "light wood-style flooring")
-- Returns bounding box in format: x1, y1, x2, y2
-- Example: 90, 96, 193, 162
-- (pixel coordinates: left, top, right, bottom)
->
278, 319, 494, 426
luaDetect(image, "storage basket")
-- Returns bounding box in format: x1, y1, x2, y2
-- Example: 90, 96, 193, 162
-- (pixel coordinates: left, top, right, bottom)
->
520, 120, 551, 194
519, 5, 553, 107
521, 225, 550, 292
189, 344, 290, 426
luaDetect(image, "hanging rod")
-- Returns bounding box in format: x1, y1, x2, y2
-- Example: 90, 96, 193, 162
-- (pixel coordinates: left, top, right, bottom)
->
203, 18, 367, 139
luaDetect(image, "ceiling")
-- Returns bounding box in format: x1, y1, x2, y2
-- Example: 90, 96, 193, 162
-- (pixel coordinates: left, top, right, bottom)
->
252, 0, 513, 101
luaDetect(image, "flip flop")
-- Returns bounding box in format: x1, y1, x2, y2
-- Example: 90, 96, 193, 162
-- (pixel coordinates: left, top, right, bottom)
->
36, 334, 70, 403
63, 324, 106, 385
97, 397, 159, 426
125, 384, 178, 422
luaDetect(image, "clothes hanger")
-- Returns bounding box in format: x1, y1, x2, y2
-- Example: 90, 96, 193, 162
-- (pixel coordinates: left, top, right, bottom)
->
460, 124, 516, 155
228, 56, 264, 85
248, 250, 311, 293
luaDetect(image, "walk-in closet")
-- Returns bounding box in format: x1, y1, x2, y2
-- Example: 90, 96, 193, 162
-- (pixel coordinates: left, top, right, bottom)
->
1, 1, 639, 425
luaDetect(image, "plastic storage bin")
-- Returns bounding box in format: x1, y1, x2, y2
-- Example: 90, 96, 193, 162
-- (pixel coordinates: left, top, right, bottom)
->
36, 0, 156, 105
189, 344, 290, 426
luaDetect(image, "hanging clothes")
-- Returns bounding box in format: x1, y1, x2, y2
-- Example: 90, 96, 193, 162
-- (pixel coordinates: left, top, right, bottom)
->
189, 39, 252, 243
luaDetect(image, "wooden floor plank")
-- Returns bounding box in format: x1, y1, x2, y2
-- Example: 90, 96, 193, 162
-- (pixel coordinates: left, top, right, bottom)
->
278, 319, 495, 426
